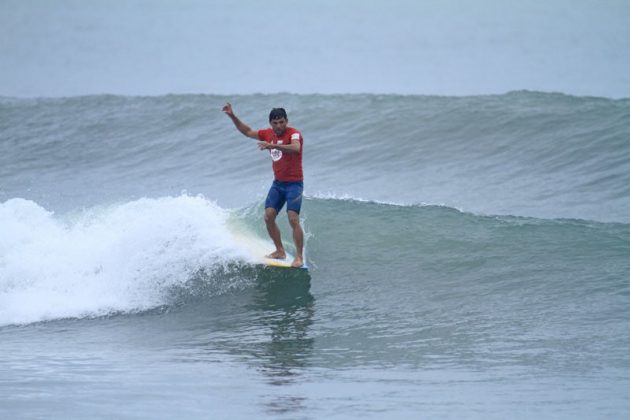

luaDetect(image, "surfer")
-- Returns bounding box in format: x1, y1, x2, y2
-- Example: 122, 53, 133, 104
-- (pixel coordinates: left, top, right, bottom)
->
222, 103, 305, 268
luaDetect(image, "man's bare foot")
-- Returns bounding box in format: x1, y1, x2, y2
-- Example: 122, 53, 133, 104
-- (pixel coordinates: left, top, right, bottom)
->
291, 256, 304, 268
265, 250, 286, 260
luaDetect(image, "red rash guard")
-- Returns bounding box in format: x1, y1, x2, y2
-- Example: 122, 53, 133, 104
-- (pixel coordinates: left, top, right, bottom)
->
257, 127, 304, 182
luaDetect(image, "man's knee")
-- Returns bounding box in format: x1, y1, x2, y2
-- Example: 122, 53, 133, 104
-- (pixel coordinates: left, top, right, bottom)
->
264, 208, 278, 224
287, 211, 300, 228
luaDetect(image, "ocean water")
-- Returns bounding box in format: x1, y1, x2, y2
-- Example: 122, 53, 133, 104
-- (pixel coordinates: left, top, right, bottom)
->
2, 92, 630, 419
3, 0, 630, 418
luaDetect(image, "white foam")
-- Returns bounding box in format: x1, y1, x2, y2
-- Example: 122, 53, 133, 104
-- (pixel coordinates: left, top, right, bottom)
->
0, 195, 258, 326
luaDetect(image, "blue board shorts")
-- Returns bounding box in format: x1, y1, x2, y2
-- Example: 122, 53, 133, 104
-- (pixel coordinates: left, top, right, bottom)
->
265, 180, 303, 214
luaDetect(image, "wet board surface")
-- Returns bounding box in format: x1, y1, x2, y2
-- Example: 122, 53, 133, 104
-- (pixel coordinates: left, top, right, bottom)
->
231, 228, 308, 270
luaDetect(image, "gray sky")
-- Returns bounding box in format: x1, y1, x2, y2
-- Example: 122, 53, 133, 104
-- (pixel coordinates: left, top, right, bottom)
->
1, 0, 629, 97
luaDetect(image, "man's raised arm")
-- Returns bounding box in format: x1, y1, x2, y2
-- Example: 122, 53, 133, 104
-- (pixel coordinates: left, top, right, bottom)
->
222, 103, 259, 140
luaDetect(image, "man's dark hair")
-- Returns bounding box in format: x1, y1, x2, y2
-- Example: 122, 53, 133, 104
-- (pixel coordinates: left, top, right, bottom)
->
269, 107, 288, 122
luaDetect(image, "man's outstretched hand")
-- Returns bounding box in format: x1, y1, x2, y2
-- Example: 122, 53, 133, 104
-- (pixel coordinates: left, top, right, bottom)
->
258, 141, 271, 150
222, 102, 234, 117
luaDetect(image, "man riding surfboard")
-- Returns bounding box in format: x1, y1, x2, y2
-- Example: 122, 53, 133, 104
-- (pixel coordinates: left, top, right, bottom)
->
222, 103, 305, 268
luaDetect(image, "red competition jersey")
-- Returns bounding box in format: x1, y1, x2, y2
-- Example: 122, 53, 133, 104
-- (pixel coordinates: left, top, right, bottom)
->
257, 127, 304, 182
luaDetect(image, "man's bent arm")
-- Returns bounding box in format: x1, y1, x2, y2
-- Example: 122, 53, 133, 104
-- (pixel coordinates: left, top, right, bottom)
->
258, 139, 301, 154
222, 103, 259, 140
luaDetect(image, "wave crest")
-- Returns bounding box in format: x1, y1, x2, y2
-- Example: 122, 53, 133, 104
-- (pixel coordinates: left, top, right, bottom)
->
0, 195, 257, 326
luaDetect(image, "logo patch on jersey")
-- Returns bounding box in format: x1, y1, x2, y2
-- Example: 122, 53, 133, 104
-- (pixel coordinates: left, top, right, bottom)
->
270, 149, 283, 161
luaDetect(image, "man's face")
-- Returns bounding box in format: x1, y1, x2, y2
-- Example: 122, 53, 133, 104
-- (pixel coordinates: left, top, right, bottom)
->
270, 117, 288, 136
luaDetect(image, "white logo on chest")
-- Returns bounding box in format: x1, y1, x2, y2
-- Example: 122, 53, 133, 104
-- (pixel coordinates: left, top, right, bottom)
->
270, 149, 282, 161
270, 140, 283, 161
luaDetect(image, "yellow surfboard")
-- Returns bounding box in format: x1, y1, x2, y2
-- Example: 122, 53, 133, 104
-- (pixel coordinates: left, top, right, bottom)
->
262, 254, 308, 270
230, 225, 308, 270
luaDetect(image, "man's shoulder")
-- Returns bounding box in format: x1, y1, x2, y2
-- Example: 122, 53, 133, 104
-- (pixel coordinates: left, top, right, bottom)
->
258, 128, 274, 139
286, 127, 302, 138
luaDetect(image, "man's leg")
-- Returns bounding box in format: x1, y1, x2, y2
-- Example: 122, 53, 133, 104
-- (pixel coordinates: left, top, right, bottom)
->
264, 182, 287, 259
287, 210, 304, 267
264, 207, 286, 259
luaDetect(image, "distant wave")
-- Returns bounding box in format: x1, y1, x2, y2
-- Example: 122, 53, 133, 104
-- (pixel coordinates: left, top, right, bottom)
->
2, 91, 629, 223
